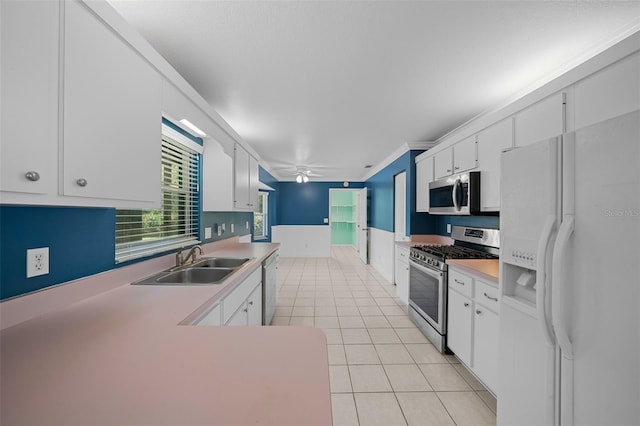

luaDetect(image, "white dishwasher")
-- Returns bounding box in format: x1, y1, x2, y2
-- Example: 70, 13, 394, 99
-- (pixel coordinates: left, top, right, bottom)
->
262, 251, 278, 325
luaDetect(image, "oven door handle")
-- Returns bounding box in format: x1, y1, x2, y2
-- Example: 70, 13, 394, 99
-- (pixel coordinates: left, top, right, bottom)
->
409, 259, 443, 279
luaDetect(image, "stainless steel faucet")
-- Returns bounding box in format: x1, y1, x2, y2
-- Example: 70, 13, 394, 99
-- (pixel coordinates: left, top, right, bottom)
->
175, 245, 202, 268
184, 245, 203, 265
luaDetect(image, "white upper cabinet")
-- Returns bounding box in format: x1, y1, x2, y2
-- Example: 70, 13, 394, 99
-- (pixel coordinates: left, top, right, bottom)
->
434, 135, 477, 180
202, 139, 234, 211
234, 144, 259, 210
514, 91, 564, 147
574, 53, 640, 130
453, 135, 478, 174
62, 0, 161, 204
234, 144, 250, 209
477, 118, 513, 211
1, 0, 59, 195
249, 155, 260, 209
434, 148, 453, 179
415, 156, 433, 212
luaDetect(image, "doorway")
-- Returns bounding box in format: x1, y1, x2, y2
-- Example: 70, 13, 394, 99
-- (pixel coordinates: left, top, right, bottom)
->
329, 188, 368, 263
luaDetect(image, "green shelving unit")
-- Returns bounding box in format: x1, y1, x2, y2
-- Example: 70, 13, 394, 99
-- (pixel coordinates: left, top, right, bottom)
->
330, 190, 357, 246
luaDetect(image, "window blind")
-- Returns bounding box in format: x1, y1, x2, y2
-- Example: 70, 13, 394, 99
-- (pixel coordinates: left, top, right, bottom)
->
115, 135, 200, 263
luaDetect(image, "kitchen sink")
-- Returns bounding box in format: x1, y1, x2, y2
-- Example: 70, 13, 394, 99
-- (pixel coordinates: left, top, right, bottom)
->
131, 256, 252, 286
155, 267, 234, 284
191, 257, 250, 268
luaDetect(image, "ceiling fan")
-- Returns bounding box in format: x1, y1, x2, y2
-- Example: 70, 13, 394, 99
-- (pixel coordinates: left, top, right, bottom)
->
271, 165, 326, 183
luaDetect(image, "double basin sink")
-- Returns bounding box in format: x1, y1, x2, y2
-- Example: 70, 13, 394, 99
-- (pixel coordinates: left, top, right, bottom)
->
133, 257, 251, 285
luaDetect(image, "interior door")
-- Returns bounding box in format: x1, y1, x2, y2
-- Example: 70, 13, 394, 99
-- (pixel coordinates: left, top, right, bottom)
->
356, 188, 368, 264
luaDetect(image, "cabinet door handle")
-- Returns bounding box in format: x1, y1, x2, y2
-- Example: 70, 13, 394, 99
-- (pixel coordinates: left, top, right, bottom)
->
454, 279, 465, 285
484, 292, 498, 302
249, 301, 254, 306
243, 308, 248, 312
446, 168, 452, 173
454, 166, 460, 170
25, 171, 40, 182
76, 178, 88, 187
476, 309, 483, 315
463, 302, 470, 307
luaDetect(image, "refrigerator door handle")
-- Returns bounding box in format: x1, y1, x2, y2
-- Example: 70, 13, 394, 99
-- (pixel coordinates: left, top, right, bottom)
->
536, 214, 557, 347
552, 215, 575, 359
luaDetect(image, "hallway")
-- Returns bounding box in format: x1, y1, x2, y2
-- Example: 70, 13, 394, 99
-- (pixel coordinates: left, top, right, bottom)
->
273, 246, 496, 426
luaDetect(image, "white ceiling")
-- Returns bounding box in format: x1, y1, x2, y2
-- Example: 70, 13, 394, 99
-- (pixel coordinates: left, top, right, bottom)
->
109, 0, 639, 181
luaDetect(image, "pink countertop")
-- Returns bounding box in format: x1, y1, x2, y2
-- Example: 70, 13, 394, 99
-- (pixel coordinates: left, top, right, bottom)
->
447, 259, 500, 283
396, 234, 454, 249
0, 240, 331, 425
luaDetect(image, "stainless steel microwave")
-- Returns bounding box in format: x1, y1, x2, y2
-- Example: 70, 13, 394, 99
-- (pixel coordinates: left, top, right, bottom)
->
428, 171, 480, 215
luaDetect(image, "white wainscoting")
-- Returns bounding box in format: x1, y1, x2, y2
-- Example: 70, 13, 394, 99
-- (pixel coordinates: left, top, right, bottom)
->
271, 225, 331, 257
369, 227, 395, 283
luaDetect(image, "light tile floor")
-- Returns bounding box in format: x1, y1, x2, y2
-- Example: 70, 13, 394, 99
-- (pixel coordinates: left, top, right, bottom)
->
272, 246, 497, 426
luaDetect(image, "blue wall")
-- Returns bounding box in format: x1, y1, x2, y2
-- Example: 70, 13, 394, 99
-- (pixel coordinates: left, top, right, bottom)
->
365, 150, 435, 235
278, 181, 365, 225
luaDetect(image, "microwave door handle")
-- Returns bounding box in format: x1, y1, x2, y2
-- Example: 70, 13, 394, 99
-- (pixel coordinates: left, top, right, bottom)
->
452, 179, 460, 211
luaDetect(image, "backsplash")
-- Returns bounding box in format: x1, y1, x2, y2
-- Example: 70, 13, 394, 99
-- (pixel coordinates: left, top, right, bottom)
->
0, 205, 253, 301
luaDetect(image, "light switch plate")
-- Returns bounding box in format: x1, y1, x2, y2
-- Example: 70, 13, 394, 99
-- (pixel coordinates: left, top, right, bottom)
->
323, 218, 329, 223
446, 223, 452, 233
27, 247, 49, 278
245, 221, 249, 229
231, 223, 235, 233
205, 227, 212, 239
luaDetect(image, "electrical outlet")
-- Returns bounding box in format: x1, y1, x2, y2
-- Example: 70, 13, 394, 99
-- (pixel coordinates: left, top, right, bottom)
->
27, 247, 49, 278
231, 223, 235, 233
446, 223, 452, 234
205, 227, 212, 239
217, 225, 222, 237
245, 221, 249, 230
323, 218, 329, 223
221, 223, 226, 233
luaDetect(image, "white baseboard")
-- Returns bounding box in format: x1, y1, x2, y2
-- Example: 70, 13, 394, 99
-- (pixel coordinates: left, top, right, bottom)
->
271, 225, 331, 257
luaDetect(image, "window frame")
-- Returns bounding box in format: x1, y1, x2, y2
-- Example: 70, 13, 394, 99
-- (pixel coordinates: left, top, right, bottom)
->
254, 191, 269, 240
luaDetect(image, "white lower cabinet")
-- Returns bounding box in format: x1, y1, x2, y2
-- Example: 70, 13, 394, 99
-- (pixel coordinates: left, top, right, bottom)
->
447, 266, 499, 394
473, 302, 499, 392
394, 246, 410, 305
447, 288, 473, 366
195, 267, 262, 326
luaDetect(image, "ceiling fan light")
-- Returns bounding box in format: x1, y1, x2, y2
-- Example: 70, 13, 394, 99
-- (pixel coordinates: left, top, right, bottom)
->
303, 174, 309, 183
296, 174, 303, 183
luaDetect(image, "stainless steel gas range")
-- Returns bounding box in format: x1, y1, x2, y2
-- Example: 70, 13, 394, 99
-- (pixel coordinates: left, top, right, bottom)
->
408, 226, 499, 353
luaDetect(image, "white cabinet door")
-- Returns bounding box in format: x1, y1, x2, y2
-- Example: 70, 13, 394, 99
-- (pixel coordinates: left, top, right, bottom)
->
226, 303, 248, 326
515, 91, 564, 147
473, 304, 499, 393
477, 118, 513, 211
453, 135, 477, 173
447, 288, 473, 366
1, 0, 58, 195
248, 155, 259, 210
234, 144, 250, 209
247, 284, 263, 326
574, 53, 640, 131
434, 148, 453, 179
415, 156, 433, 212
395, 259, 409, 305
62, 0, 161, 205
202, 139, 234, 211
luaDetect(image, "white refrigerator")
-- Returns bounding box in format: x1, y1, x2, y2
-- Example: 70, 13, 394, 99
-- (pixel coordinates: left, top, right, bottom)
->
497, 110, 639, 426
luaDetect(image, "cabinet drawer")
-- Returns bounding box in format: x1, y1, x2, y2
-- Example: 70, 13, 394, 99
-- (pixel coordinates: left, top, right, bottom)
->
223, 268, 261, 323
449, 269, 473, 298
475, 280, 500, 313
